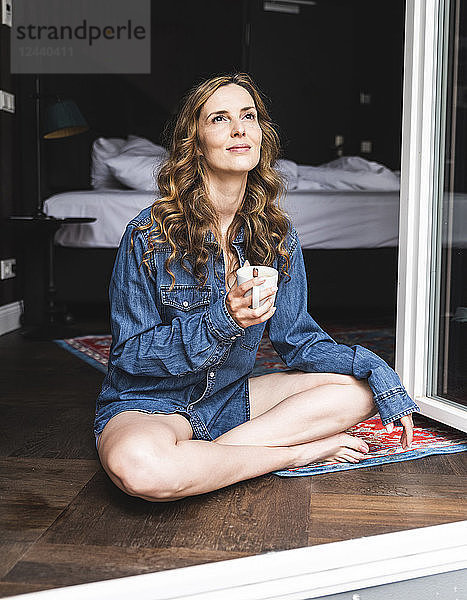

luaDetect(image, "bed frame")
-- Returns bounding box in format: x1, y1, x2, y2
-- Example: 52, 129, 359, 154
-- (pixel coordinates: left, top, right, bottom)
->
46, 135, 399, 320
54, 245, 398, 317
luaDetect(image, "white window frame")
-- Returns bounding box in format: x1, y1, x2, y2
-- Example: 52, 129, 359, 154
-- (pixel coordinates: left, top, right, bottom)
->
5, 521, 466, 600
396, 0, 467, 432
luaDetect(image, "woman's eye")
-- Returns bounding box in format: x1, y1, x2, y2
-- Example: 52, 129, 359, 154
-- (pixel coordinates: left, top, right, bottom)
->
212, 112, 256, 123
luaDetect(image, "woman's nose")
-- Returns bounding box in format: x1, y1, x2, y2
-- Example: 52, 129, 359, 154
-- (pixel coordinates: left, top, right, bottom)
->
231, 119, 245, 136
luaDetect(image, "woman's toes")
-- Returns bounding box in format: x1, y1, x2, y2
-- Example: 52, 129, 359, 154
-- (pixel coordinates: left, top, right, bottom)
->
292, 433, 371, 468
343, 450, 367, 462
336, 455, 358, 464
340, 433, 369, 454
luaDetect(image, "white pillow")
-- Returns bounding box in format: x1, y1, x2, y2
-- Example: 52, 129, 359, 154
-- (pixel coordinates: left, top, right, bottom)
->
119, 134, 168, 157
274, 159, 298, 190
105, 153, 167, 191
104, 135, 169, 191
91, 137, 128, 189
320, 155, 399, 177
296, 156, 400, 191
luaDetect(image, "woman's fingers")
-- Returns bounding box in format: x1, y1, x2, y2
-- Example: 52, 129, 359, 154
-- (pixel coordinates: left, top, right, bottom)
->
226, 279, 275, 327
242, 297, 276, 326
384, 415, 414, 449
227, 261, 278, 326
400, 414, 414, 449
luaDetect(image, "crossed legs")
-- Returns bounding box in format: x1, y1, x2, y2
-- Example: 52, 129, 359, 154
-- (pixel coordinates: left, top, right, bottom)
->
218, 371, 376, 447
97, 371, 377, 503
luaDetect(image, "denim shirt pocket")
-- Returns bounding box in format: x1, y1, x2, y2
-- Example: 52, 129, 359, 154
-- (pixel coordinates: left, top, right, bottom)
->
160, 284, 212, 323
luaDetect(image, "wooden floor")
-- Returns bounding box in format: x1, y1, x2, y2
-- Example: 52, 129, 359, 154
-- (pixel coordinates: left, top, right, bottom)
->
1, 306, 466, 598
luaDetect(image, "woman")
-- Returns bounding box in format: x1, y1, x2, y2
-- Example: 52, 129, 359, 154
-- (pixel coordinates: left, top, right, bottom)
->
94, 73, 419, 503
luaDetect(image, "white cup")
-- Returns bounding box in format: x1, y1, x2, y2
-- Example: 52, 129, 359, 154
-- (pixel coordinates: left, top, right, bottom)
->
236, 264, 278, 309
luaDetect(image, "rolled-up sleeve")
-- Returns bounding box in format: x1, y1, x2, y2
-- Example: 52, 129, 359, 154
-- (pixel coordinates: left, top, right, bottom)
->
109, 224, 244, 378
266, 226, 419, 425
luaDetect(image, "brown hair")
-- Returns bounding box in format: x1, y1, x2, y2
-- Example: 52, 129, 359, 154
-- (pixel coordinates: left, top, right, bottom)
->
130, 72, 292, 291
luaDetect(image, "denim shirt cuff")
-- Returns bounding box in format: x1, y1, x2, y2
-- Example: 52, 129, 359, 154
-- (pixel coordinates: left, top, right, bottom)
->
373, 386, 420, 425
364, 364, 419, 425
206, 295, 245, 342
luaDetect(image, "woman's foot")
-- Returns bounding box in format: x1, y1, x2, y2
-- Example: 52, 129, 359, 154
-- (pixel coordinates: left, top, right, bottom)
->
288, 433, 370, 468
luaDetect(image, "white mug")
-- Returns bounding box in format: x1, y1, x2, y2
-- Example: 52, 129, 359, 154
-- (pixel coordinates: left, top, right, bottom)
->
236, 263, 278, 309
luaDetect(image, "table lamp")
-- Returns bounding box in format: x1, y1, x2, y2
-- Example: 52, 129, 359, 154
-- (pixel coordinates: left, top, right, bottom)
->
34, 74, 89, 218
5, 76, 94, 339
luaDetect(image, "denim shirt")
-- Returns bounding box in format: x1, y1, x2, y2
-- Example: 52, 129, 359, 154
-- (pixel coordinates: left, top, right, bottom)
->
96, 206, 419, 436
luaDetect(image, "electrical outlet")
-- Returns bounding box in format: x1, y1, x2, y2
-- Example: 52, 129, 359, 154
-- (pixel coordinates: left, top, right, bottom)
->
0, 90, 15, 113
335, 134, 344, 146
2, 0, 12, 27
0, 258, 16, 280
360, 92, 371, 105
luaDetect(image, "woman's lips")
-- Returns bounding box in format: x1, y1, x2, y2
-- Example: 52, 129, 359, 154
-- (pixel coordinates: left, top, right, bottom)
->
227, 146, 251, 153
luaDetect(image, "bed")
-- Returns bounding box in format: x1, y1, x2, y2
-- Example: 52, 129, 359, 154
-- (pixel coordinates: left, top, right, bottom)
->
44, 188, 402, 251
38, 136, 415, 313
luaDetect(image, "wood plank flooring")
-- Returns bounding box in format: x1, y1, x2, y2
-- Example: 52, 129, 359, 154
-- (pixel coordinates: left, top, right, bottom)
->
1, 307, 466, 598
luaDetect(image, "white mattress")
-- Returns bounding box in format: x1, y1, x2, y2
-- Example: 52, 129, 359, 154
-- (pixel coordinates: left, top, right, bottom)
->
44, 190, 154, 248
43, 189, 467, 250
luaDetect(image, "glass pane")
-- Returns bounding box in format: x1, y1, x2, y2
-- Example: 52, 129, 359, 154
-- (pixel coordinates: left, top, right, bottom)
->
431, 0, 467, 406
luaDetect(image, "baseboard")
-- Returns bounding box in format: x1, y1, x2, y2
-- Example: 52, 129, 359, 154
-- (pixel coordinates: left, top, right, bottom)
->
0, 300, 23, 336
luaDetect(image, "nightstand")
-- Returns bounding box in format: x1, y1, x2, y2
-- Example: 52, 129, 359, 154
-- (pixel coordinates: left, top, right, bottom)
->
6, 215, 97, 340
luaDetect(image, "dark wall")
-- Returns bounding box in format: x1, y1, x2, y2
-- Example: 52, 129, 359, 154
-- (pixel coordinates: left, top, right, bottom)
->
14, 0, 247, 213
0, 0, 406, 315
248, 0, 356, 164
248, 0, 405, 168
12, 0, 405, 218
0, 20, 22, 309
354, 0, 406, 170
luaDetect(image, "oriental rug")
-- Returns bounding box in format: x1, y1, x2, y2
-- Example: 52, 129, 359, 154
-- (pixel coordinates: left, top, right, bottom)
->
53, 326, 396, 375
54, 329, 467, 475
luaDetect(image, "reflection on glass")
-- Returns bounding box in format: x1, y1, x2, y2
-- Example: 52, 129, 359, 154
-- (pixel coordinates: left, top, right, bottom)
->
432, 0, 467, 406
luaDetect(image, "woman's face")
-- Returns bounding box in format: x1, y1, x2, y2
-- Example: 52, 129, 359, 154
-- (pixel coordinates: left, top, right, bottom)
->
197, 83, 262, 177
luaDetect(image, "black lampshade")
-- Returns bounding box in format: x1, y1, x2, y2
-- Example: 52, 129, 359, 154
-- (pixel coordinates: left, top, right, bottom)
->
43, 99, 89, 139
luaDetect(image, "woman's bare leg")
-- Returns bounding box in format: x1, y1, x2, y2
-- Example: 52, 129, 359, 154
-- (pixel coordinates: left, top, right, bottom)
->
98, 377, 375, 503
214, 379, 376, 448
98, 411, 298, 502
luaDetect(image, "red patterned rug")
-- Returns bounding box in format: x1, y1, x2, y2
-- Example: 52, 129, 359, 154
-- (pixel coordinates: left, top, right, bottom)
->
55, 331, 467, 476
273, 415, 467, 476
53, 326, 395, 375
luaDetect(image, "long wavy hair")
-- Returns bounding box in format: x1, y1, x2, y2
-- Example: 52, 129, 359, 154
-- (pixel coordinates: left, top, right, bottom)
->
130, 72, 292, 291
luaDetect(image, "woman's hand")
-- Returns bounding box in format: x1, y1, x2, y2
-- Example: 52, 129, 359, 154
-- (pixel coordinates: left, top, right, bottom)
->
225, 260, 277, 328
385, 413, 414, 449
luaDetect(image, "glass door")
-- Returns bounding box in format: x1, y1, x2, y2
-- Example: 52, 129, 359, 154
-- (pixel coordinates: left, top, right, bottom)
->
431, 0, 467, 408
397, 0, 466, 431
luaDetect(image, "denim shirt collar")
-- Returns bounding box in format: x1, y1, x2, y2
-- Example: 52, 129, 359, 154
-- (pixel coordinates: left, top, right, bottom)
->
204, 224, 245, 246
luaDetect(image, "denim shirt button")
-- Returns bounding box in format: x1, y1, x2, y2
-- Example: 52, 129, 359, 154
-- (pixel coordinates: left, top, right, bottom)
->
209, 371, 215, 377
183, 301, 189, 307
220, 290, 225, 294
